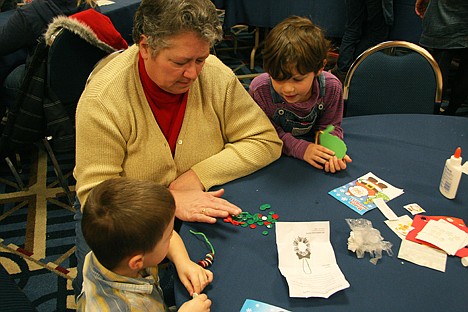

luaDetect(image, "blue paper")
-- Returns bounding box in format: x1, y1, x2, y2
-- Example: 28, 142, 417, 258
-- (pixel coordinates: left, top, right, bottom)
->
328, 172, 404, 215
240, 299, 290, 312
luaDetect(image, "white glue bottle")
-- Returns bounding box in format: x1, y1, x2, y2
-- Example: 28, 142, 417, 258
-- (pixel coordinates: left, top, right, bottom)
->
439, 147, 468, 199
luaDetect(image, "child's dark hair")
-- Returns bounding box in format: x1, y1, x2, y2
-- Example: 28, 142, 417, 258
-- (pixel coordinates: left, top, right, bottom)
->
82, 178, 175, 270
262, 16, 330, 81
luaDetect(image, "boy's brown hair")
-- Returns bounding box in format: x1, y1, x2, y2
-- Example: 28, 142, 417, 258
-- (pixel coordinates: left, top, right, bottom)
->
82, 178, 175, 270
262, 16, 330, 80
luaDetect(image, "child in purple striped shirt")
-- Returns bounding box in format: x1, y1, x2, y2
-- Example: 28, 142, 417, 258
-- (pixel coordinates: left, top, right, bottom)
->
249, 16, 352, 173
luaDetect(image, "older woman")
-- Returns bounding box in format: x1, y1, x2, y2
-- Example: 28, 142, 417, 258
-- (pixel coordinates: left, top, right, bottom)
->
73, 0, 282, 298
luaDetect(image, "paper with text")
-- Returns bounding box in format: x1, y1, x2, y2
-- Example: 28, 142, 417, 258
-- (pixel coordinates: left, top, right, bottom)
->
276, 221, 349, 298
398, 239, 447, 272
415, 219, 468, 255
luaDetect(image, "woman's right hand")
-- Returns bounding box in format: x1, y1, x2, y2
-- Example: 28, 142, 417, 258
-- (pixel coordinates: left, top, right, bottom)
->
178, 293, 212, 312
170, 188, 242, 223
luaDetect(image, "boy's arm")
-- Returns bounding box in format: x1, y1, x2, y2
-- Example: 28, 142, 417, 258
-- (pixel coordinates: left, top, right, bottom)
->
166, 231, 213, 296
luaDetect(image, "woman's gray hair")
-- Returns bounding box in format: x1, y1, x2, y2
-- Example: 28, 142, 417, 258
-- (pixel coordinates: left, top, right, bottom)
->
132, 0, 223, 55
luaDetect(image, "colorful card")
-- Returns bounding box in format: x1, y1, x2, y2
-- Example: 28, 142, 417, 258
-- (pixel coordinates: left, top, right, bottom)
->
240, 299, 290, 312
403, 203, 426, 215
328, 172, 404, 215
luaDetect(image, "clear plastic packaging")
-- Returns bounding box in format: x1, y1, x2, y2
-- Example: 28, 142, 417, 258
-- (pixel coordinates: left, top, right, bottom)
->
346, 218, 393, 265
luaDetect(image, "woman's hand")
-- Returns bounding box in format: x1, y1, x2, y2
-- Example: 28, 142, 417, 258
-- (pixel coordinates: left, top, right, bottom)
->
169, 170, 242, 223
169, 188, 242, 223
178, 293, 212, 312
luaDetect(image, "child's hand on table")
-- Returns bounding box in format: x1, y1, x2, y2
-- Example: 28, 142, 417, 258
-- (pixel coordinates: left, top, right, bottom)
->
304, 143, 352, 172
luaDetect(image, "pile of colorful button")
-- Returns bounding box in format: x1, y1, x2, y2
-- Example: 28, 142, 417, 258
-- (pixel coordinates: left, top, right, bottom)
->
223, 203, 279, 235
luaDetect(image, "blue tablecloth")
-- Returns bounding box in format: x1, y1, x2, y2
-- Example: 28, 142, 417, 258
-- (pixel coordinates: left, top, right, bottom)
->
175, 114, 468, 312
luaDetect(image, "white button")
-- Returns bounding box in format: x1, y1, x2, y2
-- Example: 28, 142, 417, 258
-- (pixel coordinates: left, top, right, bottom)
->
178, 139, 183, 145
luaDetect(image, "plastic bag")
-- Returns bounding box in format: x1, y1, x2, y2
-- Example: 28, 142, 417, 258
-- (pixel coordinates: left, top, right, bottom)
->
346, 218, 393, 265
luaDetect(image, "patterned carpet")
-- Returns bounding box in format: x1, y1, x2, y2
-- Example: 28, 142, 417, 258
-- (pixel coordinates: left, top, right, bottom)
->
0, 148, 77, 311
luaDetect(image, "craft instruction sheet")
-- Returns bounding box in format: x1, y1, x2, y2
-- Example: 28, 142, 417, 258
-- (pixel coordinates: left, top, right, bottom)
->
275, 221, 349, 298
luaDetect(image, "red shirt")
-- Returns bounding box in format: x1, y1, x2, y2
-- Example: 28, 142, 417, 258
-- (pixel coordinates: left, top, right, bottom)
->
138, 54, 188, 156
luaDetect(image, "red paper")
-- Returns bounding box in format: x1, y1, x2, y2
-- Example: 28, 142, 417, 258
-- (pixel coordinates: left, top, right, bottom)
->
405, 215, 468, 258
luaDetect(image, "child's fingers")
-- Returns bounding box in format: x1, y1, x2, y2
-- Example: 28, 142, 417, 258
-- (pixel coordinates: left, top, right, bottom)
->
180, 276, 194, 296
328, 157, 337, 173
191, 269, 211, 294
193, 294, 211, 308
205, 269, 214, 283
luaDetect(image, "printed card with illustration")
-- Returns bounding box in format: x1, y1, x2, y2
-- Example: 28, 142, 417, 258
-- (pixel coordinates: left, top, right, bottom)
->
328, 172, 404, 215
240, 299, 290, 312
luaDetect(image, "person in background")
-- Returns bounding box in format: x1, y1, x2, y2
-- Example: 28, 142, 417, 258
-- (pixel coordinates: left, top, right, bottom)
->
0, 0, 17, 12
249, 16, 352, 173
73, 0, 282, 298
78, 178, 213, 311
415, 0, 468, 115
0, 0, 96, 115
330, 0, 392, 83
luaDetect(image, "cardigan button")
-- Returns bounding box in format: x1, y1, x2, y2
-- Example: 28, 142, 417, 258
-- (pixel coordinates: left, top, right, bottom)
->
178, 139, 183, 145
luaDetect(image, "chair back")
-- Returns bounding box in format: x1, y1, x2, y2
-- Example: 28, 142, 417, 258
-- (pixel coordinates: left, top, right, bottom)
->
47, 27, 109, 109
343, 41, 442, 117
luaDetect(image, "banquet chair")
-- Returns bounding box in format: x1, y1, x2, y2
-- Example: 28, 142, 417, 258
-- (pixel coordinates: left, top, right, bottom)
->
343, 41, 443, 117
0, 23, 113, 207
44, 27, 111, 204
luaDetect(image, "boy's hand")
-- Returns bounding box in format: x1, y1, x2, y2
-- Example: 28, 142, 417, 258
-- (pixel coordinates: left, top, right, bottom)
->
178, 293, 211, 312
324, 155, 352, 173
177, 260, 213, 296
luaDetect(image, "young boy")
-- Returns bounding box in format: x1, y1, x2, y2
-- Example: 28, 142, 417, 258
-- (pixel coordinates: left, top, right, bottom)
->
77, 178, 213, 311
249, 16, 352, 173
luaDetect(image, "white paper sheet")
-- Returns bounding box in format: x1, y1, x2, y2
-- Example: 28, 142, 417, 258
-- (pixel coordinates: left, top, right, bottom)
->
398, 239, 447, 272
374, 197, 399, 220
275, 221, 350, 298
